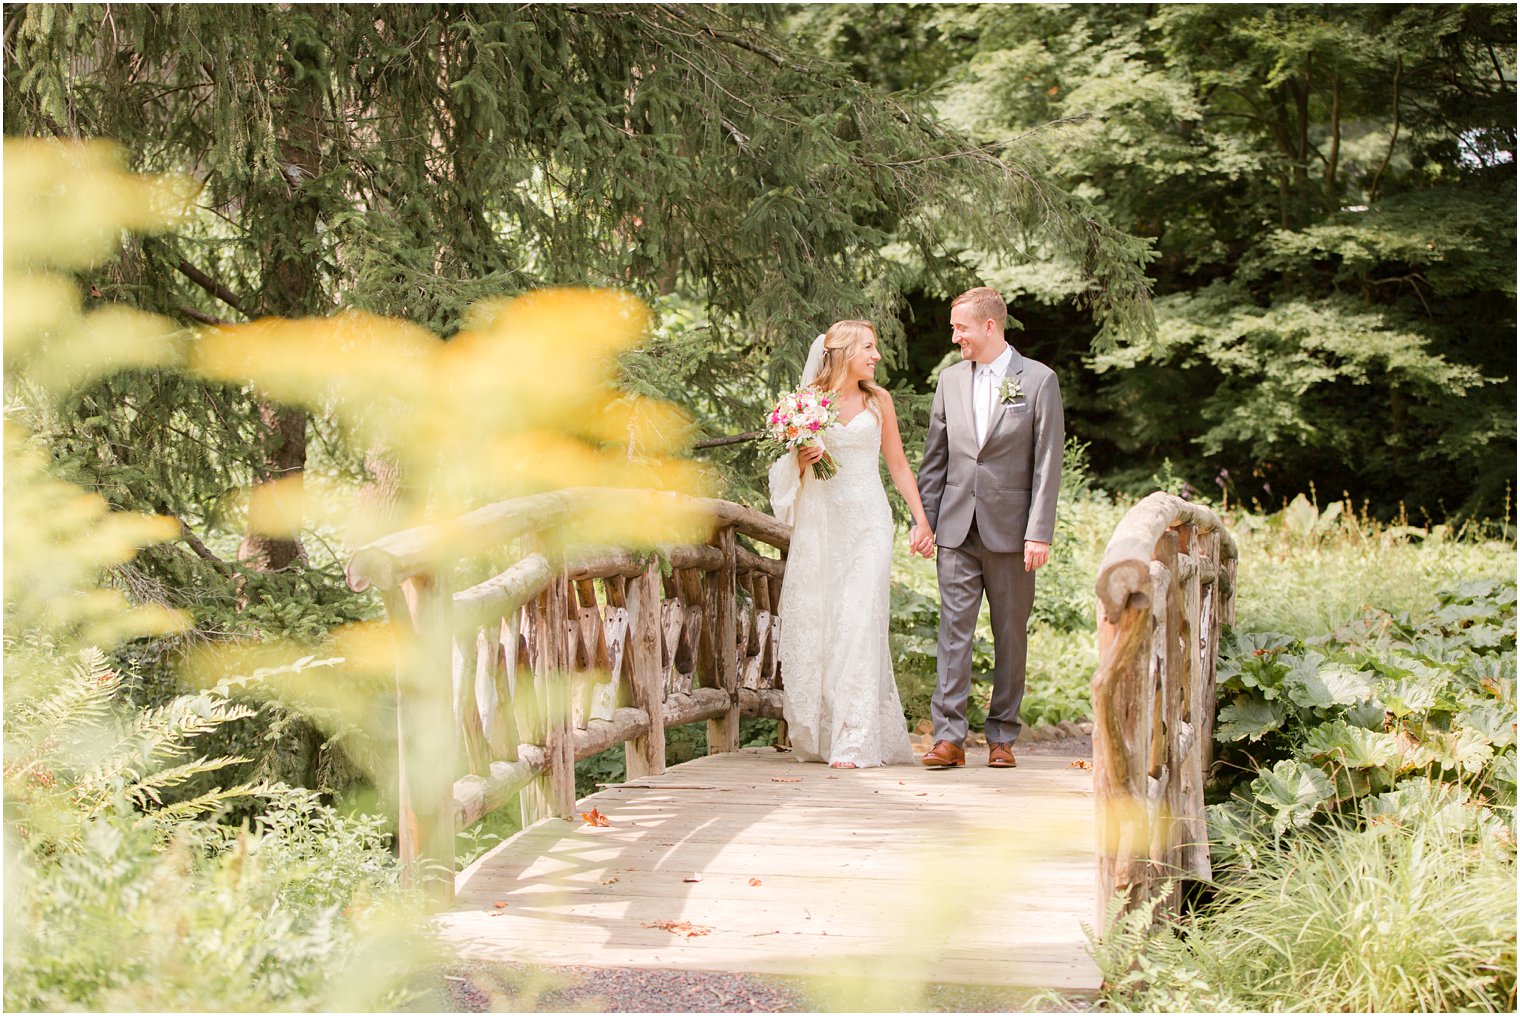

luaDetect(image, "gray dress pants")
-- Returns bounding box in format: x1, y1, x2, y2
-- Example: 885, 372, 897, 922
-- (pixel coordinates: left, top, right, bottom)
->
932, 520, 1037, 746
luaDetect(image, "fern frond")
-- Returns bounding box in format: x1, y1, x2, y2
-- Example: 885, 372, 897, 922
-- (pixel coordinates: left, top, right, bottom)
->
76, 693, 255, 795
147, 781, 264, 823
128, 754, 254, 807
5, 647, 121, 738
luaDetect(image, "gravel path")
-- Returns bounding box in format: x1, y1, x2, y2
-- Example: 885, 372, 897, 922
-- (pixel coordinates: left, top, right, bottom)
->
428, 959, 1094, 1012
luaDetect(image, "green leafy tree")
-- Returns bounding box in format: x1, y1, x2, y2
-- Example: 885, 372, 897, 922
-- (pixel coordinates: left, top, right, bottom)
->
800, 3, 1516, 519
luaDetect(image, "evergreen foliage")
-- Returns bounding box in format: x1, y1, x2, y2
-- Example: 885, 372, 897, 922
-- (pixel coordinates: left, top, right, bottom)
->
2, 9, 1159, 786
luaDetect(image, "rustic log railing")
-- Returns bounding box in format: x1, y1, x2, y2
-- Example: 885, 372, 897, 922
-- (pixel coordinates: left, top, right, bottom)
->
346, 488, 790, 902
1092, 492, 1237, 921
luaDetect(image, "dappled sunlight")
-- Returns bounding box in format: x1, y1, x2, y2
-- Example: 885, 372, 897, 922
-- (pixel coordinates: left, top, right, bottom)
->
441, 749, 1101, 996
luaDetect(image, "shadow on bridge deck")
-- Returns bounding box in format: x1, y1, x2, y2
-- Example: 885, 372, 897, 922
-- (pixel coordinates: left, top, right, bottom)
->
435, 746, 1101, 994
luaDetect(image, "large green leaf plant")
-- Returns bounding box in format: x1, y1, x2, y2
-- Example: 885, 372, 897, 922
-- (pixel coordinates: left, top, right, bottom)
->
1210, 578, 1516, 869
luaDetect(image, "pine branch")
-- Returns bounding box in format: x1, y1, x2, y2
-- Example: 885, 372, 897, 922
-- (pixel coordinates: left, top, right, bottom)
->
693, 430, 763, 449
172, 516, 235, 574
178, 305, 228, 327
172, 259, 249, 318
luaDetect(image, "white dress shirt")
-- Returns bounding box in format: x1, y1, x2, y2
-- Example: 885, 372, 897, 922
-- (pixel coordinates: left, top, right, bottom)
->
973, 344, 1014, 446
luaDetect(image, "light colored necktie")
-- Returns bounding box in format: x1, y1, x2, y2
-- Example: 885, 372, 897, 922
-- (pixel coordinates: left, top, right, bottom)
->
974, 365, 994, 445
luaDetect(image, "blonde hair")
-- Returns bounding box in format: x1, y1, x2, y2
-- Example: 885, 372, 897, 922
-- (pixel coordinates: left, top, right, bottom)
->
951, 286, 1008, 331
810, 319, 886, 417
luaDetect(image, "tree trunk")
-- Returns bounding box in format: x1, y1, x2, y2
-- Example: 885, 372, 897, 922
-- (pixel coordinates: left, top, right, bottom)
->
236, 32, 330, 790
1325, 74, 1341, 200
237, 34, 326, 578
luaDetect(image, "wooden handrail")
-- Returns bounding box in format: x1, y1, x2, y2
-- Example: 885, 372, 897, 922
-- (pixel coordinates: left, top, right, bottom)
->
351, 489, 789, 902
1092, 492, 1237, 922
346, 488, 789, 593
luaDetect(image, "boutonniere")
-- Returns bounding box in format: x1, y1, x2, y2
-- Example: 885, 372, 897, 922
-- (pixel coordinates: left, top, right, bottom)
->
998, 376, 1024, 405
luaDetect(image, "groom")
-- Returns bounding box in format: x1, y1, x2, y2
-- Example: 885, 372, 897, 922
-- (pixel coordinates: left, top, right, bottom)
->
915, 287, 1064, 769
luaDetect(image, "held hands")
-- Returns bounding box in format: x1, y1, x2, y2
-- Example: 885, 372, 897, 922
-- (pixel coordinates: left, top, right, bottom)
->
1023, 540, 1050, 572
910, 522, 936, 559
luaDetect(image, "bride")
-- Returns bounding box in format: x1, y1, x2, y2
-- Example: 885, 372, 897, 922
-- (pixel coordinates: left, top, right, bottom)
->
768, 320, 935, 769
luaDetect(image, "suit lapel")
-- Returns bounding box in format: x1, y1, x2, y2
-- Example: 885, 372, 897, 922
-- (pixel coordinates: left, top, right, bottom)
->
955, 362, 978, 441
982, 348, 1026, 446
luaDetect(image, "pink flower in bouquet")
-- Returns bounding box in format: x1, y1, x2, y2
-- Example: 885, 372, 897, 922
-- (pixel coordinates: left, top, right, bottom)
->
765, 385, 839, 480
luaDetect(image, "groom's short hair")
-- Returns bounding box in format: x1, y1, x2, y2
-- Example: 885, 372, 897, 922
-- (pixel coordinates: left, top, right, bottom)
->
951, 287, 1007, 330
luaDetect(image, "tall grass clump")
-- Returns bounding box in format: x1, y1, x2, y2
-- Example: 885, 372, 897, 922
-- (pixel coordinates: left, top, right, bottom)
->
1232, 493, 1515, 637
1095, 821, 1517, 1012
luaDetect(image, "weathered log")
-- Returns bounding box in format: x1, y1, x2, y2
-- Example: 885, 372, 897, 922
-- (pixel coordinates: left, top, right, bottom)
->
738, 687, 785, 720
386, 575, 458, 905
454, 756, 544, 830
691, 496, 791, 553
348, 488, 787, 593
708, 527, 740, 753
451, 628, 493, 777
624, 565, 666, 779
1095, 492, 1238, 621
663, 687, 730, 727
1093, 492, 1236, 925
572, 706, 651, 761
735, 545, 786, 579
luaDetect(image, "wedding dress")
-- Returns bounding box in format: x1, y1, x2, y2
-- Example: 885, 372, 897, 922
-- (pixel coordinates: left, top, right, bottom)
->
769, 403, 915, 768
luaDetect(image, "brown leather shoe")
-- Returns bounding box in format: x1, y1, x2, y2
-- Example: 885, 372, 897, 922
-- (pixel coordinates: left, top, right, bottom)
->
987, 742, 1017, 768
921, 740, 965, 768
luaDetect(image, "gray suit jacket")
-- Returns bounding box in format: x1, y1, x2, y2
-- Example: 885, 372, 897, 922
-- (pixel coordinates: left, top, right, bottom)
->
918, 349, 1064, 553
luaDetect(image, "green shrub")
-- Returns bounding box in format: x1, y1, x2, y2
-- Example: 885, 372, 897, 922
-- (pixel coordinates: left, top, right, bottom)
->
3, 656, 434, 1012
1232, 495, 1517, 637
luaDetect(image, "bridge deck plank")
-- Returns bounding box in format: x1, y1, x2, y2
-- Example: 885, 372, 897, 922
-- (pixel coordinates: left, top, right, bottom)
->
436, 746, 1102, 992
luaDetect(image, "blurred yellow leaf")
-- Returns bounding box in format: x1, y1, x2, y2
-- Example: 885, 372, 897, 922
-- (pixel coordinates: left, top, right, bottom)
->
245, 476, 309, 539
4, 139, 194, 270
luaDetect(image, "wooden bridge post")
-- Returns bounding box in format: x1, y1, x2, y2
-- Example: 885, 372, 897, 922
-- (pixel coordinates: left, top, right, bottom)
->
624, 560, 667, 779
543, 574, 577, 818
519, 576, 576, 824
708, 526, 741, 754
384, 573, 458, 905
1093, 492, 1237, 926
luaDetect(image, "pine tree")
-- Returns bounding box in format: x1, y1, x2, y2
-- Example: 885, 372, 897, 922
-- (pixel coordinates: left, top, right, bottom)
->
4, 3, 1156, 784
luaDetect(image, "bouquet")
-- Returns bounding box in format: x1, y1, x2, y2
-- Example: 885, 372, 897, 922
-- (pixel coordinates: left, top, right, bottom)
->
766, 385, 839, 479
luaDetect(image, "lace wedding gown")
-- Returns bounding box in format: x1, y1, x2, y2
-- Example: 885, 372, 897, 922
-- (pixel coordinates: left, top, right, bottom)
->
769, 409, 915, 768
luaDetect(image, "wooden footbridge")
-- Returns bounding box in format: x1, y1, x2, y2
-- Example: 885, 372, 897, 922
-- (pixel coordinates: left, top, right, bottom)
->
347, 488, 1236, 993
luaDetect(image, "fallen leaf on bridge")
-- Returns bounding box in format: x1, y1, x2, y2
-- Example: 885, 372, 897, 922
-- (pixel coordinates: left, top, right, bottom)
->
492, 901, 509, 908
1069, 759, 1093, 769
580, 808, 611, 826
643, 919, 711, 939
683, 873, 703, 883
770, 777, 801, 783
749, 878, 762, 886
